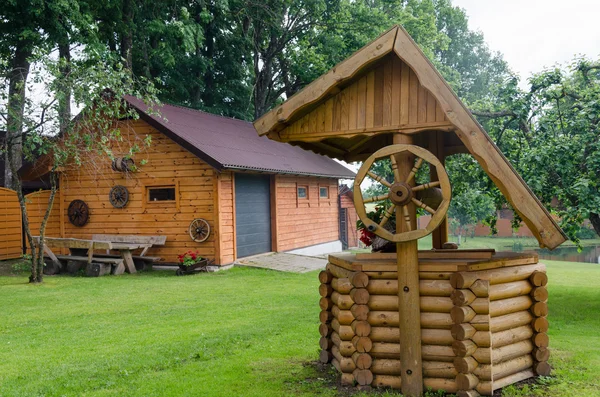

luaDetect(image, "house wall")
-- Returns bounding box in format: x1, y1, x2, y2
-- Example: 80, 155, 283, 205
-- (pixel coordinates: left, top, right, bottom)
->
273, 175, 339, 252
58, 119, 219, 264
217, 171, 235, 264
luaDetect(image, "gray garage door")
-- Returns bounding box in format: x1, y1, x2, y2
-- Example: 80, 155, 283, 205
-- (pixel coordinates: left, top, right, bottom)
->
235, 173, 272, 258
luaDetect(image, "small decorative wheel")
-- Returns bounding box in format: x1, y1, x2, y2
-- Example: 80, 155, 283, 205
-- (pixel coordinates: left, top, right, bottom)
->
109, 185, 129, 208
189, 218, 210, 242
353, 144, 451, 243
68, 199, 90, 227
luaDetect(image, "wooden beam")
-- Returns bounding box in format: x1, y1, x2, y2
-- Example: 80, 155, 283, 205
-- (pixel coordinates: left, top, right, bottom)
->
392, 26, 566, 249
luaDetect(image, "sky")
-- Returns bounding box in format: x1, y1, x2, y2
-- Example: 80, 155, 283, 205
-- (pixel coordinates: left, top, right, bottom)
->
451, 0, 600, 85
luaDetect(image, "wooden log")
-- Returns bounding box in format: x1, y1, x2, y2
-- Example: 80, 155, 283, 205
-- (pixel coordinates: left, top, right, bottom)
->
493, 355, 533, 379
493, 340, 534, 365
469, 298, 490, 314
451, 264, 545, 288
471, 331, 491, 348
319, 283, 333, 297
470, 314, 490, 331
451, 306, 476, 323
319, 323, 332, 337
472, 364, 492, 381
452, 340, 477, 357
331, 319, 354, 340
332, 345, 356, 372
353, 368, 374, 385
373, 374, 401, 389
350, 288, 370, 305
332, 277, 353, 294
318, 270, 333, 284
372, 376, 458, 392
467, 279, 490, 297
492, 325, 533, 348
332, 306, 354, 325
340, 372, 355, 386
319, 336, 333, 350
332, 332, 356, 356
352, 320, 371, 337
532, 332, 549, 348
369, 326, 453, 345
473, 348, 491, 364
531, 317, 549, 333
365, 271, 453, 280
370, 359, 457, 378
319, 310, 333, 324
352, 352, 373, 369
530, 302, 548, 317
332, 291, 354, 310
529, 271, 548, 287
366, 279, 453, 296
320, 349, 332, 363
455, 373, 479, 390
353, 335, 373, 353
490, 296, 532, 317
488, 280, 532, 301
454, 356, 479, 374
368, 295, 453, 312
530, 286, 548, 302
490, 311, 533, 333
451, 289, 477, 306
319, 297, 333, 311
326, 263, 355, 279
491, 369, 535, 391
369, 343, 455, 362
534, 361, 551, 376
351, 272, 369, 288
367, 310, 452, 329
350, 304, 369, 321
451, 324, 476, 341
533, 347, 550, 362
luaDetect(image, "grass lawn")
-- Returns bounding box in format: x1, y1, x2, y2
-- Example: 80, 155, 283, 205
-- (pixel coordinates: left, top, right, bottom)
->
1, 259, 599, 396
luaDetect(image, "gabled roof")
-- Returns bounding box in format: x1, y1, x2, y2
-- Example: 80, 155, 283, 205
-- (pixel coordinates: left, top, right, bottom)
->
253, 26, 566, 249
124, 96, 355, 179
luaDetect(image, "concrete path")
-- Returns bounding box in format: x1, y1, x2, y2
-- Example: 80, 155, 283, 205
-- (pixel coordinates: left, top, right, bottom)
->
234, 252, 327, 273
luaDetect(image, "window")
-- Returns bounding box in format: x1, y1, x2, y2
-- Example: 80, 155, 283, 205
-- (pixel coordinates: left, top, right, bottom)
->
319, 187, 329, 199
148, 186, 176, 202
297, 186, 308, 199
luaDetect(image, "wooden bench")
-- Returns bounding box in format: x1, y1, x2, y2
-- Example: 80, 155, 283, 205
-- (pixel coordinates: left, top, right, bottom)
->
91, 234, 167, 270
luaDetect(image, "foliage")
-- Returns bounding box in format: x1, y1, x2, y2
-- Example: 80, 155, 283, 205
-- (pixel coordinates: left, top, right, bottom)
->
448, 189, 495, 238
177, 250, 204, 267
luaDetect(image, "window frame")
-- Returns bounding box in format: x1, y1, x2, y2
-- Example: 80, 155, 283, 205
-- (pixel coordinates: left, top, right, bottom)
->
297, 185, 308, 199
319, 186, 329, 199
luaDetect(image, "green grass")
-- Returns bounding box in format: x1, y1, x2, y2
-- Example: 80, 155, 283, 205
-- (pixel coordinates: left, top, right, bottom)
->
1, 260, 600, 396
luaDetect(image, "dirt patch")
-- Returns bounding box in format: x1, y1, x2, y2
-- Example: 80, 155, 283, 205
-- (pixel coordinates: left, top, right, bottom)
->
0, 258, 30, 276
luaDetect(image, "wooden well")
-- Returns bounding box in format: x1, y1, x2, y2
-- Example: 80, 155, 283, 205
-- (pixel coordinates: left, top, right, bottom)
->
318, 250, 550, 396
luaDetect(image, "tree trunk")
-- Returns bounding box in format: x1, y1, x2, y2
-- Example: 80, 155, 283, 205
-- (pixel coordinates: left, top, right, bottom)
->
120, 0, 134, 70
590, 213, 600, 238
4, 42, 31, 189
35, 171, 59, 281
58, 42, 71, 135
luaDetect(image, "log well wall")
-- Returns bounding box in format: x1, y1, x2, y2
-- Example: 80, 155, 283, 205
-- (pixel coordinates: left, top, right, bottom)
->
319, 252, 549, 396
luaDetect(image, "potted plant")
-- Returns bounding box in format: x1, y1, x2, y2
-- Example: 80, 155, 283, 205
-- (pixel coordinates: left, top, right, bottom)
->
357, 203, 396, 252
176, 250, 208, 273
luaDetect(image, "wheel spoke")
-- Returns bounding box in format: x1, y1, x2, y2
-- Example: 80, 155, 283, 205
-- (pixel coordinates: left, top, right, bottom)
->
368, 171, 392, 188
379, 203, 396, 228
390, 155, 401, 183
363, 193, 390, 204
405, 157, 424, 184
412, 197, 436, 214
412, 181, 441, 192
402, 205, 412, 231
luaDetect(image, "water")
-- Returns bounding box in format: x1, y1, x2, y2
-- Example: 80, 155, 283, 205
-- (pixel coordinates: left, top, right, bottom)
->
536, 245, 600, 264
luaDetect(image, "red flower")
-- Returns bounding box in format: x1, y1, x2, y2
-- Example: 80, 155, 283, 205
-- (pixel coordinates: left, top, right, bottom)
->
359, 229, 375, 246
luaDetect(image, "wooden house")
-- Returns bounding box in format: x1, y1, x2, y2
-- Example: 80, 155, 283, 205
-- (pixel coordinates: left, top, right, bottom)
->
26, 97, 354, 265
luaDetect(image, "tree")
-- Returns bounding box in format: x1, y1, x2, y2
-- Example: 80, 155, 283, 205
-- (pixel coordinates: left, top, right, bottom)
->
448, 189, 495, 244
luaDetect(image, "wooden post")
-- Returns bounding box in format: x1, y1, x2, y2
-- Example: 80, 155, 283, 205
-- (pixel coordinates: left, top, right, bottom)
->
394, 133, 423, 396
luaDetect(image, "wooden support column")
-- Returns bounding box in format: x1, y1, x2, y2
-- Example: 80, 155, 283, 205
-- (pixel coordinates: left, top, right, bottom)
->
394, 133, 423, 396
430, 130, 447, 249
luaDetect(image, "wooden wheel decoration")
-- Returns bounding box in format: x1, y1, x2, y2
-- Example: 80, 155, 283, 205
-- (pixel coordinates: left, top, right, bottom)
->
189, 218, 210, 242
353, 144, 451, 243
108, 185, 129, 208
68, 199, 90, 227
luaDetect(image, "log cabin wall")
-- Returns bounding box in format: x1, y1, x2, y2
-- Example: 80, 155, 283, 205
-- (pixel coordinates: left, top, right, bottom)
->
0, 188, 23, 260
218, 171, 235, 264
274, 175, 340, 252
58, 119, 218, 264
279, 54, 450, 142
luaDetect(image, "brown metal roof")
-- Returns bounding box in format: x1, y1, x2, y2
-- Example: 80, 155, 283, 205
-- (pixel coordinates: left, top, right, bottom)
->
124, 96, 355, 179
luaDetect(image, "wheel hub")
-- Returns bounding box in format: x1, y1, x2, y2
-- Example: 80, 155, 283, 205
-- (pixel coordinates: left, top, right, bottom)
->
389, 182, 413, 206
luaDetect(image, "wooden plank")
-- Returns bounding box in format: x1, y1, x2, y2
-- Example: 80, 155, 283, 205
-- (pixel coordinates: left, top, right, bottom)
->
392, 56, 402, 126
324, 98, 334, 132
357, 76, 367, 129
373, 65, 385, 127
383, 57, 394, 126
91, 234, 167, 245
347, 83, 358, 130
427, 91, 437, 123
408, 68, 419, 124
340, 88, 349, 131
418, 84, 427, 123
121, 250, 137, 273
34, 237, 113, 250
366, 70, 376, 128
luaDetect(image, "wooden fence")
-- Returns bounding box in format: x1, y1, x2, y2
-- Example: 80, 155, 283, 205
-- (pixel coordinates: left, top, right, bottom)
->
0, 188, 22, 260
0, 189, 62, 260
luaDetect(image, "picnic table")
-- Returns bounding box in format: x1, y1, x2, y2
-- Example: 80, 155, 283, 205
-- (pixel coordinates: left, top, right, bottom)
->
34, 235, 165, 276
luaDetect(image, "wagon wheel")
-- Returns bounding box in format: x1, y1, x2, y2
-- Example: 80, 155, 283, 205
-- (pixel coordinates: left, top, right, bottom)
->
108, 185, 129, 208
353, 144, 451, 243
189, 218, 210, 242
68, 199, 90, 227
